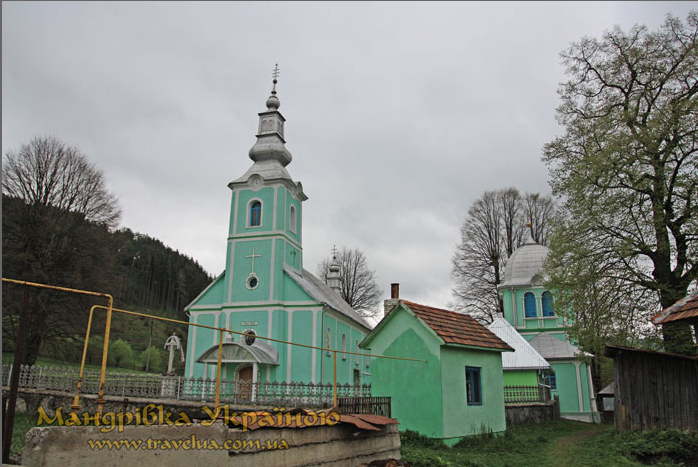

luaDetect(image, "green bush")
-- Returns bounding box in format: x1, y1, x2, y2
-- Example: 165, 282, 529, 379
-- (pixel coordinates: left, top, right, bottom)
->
139, 346, 164, 373
108, 339, 133, 368
623, 428, 698, 464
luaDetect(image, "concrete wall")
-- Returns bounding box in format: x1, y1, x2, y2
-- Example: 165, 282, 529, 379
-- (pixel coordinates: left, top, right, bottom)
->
505, 398, 560, 426
22, 420, 400, 467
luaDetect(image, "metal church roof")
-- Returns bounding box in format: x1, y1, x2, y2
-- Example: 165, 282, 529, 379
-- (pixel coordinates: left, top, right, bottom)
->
283, 265, 373, 331
487, 317, 550, 370
500, 234, 550, 288
529, 332, 590, 360
196, 340, 279, 365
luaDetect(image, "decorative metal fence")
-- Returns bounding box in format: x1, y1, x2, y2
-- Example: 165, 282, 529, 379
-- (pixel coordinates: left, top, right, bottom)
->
338, 396, 391, 417
503, 385, 551, 404
1, 364, 370, 407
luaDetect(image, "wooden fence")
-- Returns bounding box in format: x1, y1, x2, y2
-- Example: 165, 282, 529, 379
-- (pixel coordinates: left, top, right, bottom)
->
503, 385, 551, 404
1, 364, 370, 407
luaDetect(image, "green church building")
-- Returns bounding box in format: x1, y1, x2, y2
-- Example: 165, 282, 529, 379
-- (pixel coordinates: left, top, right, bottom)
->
184, 76, 372, 388
497, 233, 599, 422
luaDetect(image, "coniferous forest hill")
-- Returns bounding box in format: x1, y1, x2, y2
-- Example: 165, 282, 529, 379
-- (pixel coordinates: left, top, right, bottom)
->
2, 194, 214, 371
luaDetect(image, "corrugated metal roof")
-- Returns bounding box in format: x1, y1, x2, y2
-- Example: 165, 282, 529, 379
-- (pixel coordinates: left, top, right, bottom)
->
401, 301, 513, 351
196, 341, 279, 365
500, 236, 550, 288
487, 317, 550, 370
651, 290, 698, 325
283, 265, 373, 331
529, 333, 588, 360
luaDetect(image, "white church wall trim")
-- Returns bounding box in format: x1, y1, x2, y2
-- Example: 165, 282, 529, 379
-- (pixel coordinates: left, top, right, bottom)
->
226, 231, 303, 250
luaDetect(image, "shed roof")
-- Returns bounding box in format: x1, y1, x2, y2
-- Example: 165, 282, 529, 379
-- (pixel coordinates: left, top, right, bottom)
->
487, 317, 550, 370
400, 301, 513, 351
651, 290, 698, 325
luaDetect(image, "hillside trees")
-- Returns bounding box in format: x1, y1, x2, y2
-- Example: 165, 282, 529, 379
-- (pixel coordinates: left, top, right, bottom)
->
543, 12, 698, 354
451, 188, 555, 323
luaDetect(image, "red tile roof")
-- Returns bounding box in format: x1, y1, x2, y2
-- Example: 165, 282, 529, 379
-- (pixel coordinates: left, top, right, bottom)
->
652, 291, 698, 325
401, 300, 513, 351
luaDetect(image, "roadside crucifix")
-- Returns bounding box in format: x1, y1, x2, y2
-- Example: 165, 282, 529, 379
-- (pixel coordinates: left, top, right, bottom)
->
164, 333, 184, 376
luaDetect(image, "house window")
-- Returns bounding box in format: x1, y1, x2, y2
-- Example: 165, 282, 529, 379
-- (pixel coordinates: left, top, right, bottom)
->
342, 333, 347, 360
542, 291, 555, 317
524, 292, 537, 318
249, 201, 262, 227
543, 370, 557, 389
465, 367, 482, 405
290, 205, 297, 233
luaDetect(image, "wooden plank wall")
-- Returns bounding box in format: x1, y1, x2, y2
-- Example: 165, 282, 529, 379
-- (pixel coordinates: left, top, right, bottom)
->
614, 349, 698, 432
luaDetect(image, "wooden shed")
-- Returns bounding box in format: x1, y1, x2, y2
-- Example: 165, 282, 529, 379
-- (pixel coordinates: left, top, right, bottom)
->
605, 344, 698, 432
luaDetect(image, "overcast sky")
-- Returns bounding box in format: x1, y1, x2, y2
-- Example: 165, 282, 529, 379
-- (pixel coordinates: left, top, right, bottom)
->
3, 2, 695, 314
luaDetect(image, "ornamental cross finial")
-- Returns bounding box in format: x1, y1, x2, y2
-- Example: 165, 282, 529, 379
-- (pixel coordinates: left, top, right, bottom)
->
332, 245, 337, 259
271, 63, 280, 94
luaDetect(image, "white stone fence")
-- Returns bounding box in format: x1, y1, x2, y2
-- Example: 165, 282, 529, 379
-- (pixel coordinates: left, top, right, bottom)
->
2, 364, 371, 407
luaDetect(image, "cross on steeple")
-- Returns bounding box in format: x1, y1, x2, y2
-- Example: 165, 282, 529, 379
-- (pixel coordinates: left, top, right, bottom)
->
331, 244, 337, 259
271, 63, 280, 94
246, 249, 262, 273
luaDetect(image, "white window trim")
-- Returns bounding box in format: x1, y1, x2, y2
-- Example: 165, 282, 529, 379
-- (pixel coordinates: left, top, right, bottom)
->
247, 198, 263, 228
289, 205, 297, 234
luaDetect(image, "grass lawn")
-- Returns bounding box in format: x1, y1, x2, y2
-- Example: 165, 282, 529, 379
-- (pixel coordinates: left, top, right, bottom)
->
401, 419, 698, 467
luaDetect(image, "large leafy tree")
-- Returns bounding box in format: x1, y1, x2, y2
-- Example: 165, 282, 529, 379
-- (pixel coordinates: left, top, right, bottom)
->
451, 188, 554, 323
543, 13, 698, 354
2, 136, 122, 364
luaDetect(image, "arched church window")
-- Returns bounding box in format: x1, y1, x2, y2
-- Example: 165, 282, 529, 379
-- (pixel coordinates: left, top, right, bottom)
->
249, 201, 262, 227
542, 291, 555, 317
342, 333, 347, 360
524, 292, 537, 318
290, 205, 297, 233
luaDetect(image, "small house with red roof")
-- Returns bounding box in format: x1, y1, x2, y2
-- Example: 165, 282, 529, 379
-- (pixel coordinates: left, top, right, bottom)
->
360, 286, 513, 445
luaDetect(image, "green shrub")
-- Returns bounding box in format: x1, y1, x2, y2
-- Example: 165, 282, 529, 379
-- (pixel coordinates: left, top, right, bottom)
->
139, 346, 164, 373
108, 339, 133, 368
623, 428, 698, 464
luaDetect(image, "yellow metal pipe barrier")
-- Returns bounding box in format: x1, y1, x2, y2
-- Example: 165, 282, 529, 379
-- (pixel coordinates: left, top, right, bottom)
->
215, 329, 224, 411
71, 305, 97, 409
333, 351, 337, 407
1, 279, 114, 413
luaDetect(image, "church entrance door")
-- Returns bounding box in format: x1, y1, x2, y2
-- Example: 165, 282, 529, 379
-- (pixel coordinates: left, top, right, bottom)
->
238, 365, 253, 400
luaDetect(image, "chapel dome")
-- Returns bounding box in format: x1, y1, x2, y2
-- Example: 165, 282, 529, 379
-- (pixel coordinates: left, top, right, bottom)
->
500, 234, 550, 288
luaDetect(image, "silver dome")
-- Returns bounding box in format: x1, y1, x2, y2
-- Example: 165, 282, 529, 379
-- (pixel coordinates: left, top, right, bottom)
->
500, 236, 550, 287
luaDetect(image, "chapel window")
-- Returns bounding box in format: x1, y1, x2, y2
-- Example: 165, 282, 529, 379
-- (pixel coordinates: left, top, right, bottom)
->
524, 292, 537, 318
290, 205, 297, 233
542, 291, 555, 317
342, 333, 347, 360
325, 327, 331, 357
249, 201, 262, 227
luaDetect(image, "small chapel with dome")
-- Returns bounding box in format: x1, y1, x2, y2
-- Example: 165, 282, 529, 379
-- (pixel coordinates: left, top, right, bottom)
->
183, 71, 372, 389
498, 231, 599, 423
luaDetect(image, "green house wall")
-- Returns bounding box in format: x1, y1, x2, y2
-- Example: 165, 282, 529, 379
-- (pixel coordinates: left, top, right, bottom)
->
503, 370, 538, 386
440, 346, 506, 444
363, 305, 506, 443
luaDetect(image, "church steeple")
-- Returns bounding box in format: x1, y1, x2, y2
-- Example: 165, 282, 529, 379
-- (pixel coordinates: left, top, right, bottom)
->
249, 64, 292, 167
